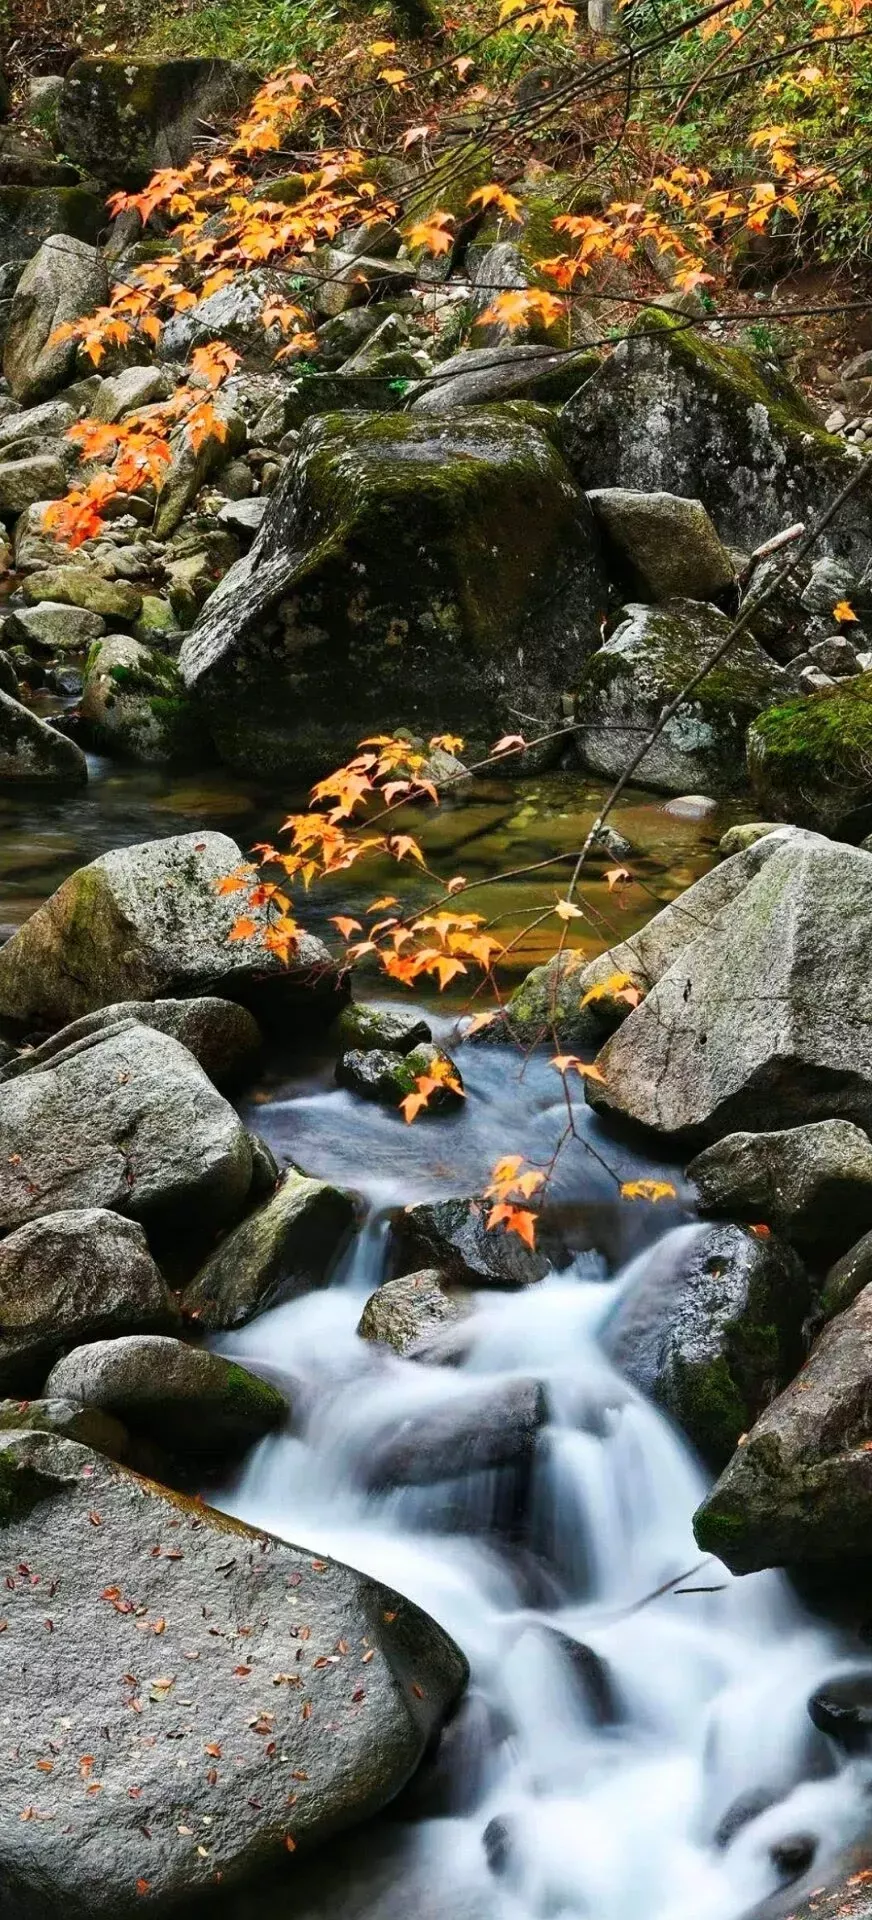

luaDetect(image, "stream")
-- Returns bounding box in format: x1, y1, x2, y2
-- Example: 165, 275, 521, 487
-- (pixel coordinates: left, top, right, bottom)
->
3, 756, 870, 1920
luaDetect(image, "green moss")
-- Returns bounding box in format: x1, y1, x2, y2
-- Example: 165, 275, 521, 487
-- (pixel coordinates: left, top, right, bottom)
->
672, 1353, 746, 1464
222, 1361, 286, 1425
747, 675, 872, 827
692, 1500, 747, 1551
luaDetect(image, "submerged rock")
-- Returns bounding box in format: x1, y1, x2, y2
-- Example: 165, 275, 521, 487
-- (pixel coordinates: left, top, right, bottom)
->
602, 1223, 810, 1466
45, 1333, 286, 1460
808, 1672, 872, 1753
336, 1042, 464, 1111
689, 1122, 872, 1259
357, 1269, 472, 1356
363, 1377, 548, 1488
0, 1208, 177, 1393
182, 1170, 356, 1329
0, 1426, 467, 1914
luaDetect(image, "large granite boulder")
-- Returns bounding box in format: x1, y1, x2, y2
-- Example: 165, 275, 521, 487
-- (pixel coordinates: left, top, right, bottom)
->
0, 1023, 253, 1236
45, 1333, 286, 1459
575, 600, 783, 794
586, 838, 872, 1146
2, 234, 108, 406
0, 830, 340, 1031
57, 57, 259, 187
0, 996, 262, 1091
602, 1222, 810, 1467
0, 1426, 467, 1914
747, 677, 872, 833
0, 1208, 177, 1393
0, 185, 102, 264
182, 1169, 356, 1329
689, 1121, 872, 1260
561, 306, 872, 566
0, 688, 88, 784
694, 1281, 872, 1571
179, 409, 609, 781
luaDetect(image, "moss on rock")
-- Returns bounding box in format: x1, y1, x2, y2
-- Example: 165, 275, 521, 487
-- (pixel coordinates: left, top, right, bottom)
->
747, 675, 872, 830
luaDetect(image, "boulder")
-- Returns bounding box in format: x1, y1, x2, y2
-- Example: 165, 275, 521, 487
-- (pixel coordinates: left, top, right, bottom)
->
0, 1394, 132, 1462
57, 57, 260, 187
821, 1230, 872, 1323
602, 1222, 810, 1467
0, 1023, 253, 1237
0, 1208, 177, 1392
336, 1042, 464, 1111
0, 1426, 466, 1913
91, 363, 171, 421
158, 268, 295, 368
575, 600, 783, 794
45, 1333, 286, 1459
0, 185, 103, 264
561, 307, 872, 566
363, 1376, 548, 1488
79, 633, 209, 764
586, 489, 736, 602
0, 397, 76, 454
0, 830, 341, 1031
0, 688, 87, 783
181, 1170, 356, 1329
13, 600, 105, 651
718, 820, 785, 855
808, 1672, 872, 1753
409, 343, 598, 412
3, 234, 108, 406
688, 1121, 872, 1260
693, 1280, 872, 1570
747, 677, 872, 832
392, 1195, 557, 1289
0, 996, 262, 1092
153, 397, 245, 539
333, 1002, 431, 1055
21, 563, 141, 619
179, 410, 609, 781
0, 450, 66, 513
586, 838, 872, 1146
357, 1270, 473, 1356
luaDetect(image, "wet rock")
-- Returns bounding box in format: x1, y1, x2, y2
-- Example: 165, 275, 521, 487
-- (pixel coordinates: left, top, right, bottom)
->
747, 677, 872, 832
0, 648, 17, 696
0, 688, 88, 784
357, 1270, 472, 1356
247, 1130, 279, 1197
693, 1121, 872, 1258
694, 1281, 872, 1570
80, 633, 209, 765
602, 1223, 810, 1467
0, 1022, 253, 1237
364, 1376, 547, 1488
808, 1671, 872, 1752
45, 1333, 286, 1459
0, 995, 262, 1092
181, 1169, 355, 1330
586, 489, 736, 602
333, 1002, 431, 1055
392, 1195, 557, 1289
0, 830, 341, 1031
586, 838, 872, 1146
336, 1042, 464, 1111
771, 1836, 817, 1880
395, 1686, 508, 1817
0, 1207, 177, 1392
575, 600, 783, 795
409, 342, 598, 412
21, 563, 142, 619
3, 234, 108, 406
13, 600, 105, 651
821, 1230, 872, 1323
0, 1426, 467, 1913
179, 409, 609, 782
58, 57, 260, 188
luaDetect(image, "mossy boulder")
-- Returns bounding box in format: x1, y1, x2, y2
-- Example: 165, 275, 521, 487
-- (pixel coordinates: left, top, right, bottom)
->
179, 409, 609, 782
181, 1169, 356, 1330
0, 186, 103, 264
602, 1221, 810, 1468
336, 1042, 464, 1111
332, 1002, 431, 1054
45, 1334, 286, 1462
391, 1194, 563, 1289
585, 488, 736, 603
575, 600, 784, 795
80, 633, 210, 766
747, 676, 872, 832
57, 57, 260, 189
21, 564, 139, 620
688, 1121, 872, 1262
561, 306, 872, 565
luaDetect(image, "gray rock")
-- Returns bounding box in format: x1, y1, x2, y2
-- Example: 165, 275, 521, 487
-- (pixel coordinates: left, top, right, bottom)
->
0, 1426, 467, 1914
3, 234, 108, 405
158, 267, 293, 366
808, 1672, 872, 1752
0, 450, 66, 513
21, 563, 142, 619
333, 1002, 431, 1055
602, 1222, 811, 1466
363, 1376, 548, 1488
153, 397, 245, 539
392, 1195, 558, 1290
800, 556, 863, 616
0, 687, 88, 783
45, 1333, 286, 1459
410, 342, 598, 412
586, 838, 872, 1145
58, 56, 260, 186
689, 1121, 872, 1259
357, 1269, 472, 1356
0, 648, 17, 696
0, 829, 340, 1031
217, 495, 267, 540
13, 599, 104, 650
0, 1394, 132, 1462
0, 398, 75, 452
0, 1022, 253, 1236
821, 1230, 872, 1322
182, 1169, 356, 1329
336, 1042, 464, 1111
79, 632, 208, 765
805, 636, 860, 676
0, 995, 262, 1091
575, 600, 783, 795
0, 1207, 177, 1392
718, 821, 786, 855
586, 489, 736, 602
91, 362, 171, 421
693, 1280, 872, 1570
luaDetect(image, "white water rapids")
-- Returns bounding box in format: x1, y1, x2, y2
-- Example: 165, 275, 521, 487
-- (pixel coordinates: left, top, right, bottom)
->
208, 1027, 872, 1920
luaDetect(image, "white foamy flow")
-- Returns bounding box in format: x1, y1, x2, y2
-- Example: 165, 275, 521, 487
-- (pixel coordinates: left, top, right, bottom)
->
211, 1224, 871, 1920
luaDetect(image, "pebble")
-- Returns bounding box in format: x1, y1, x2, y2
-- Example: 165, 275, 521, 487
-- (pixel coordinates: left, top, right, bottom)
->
826, 410, 847, 433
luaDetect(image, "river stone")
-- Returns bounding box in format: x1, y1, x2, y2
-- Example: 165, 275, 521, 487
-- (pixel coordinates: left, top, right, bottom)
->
586, 838, 872, 1146
333, 1002, 431, 1054
409, 343, 598, 412
747, 677, 872, 833
0, 1394, 132, 1461
179, 409, 609, 782
21, 564, 142, 618
13, 600, 105, 650
821, 1230, 872, 1322
153, 397, 245, 539
45, 1334, 286, 1458
0, 830, 340, 1031
182, 1170, 356, 1330
336, 1043, 464, 1111
357, 1270, 472, 1356
688, 1122, 872, 1259
602, 1223, 810, 1467
575, 600, 783, 795
0, 688, 88, 783
585, 490, 736, 602
392, 1195, 556, 1289
363, 1376, 548, 1489
79, 632, 208, 765
0, 398, 76, 453
3, 234, 108, 405
0, 996, 262, 1091
808, 1673, 872, 1753
0, 1427, 467, 1916
57, 57, 260, 187
561, 305, 872, 567
693, 1279, 872, 1570
0, 1207, 177, 1392
0, 1023, 253, 1237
